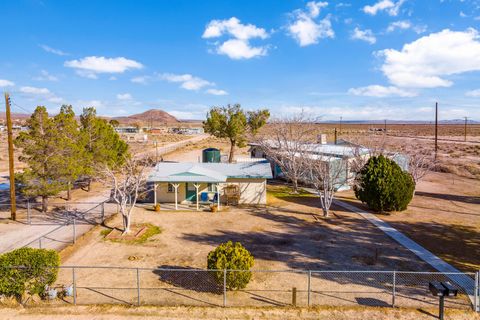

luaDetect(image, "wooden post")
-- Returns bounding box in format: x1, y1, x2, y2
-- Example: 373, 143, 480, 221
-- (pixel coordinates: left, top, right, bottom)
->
292, 287, 297, 306
5, 92, 16, 221
334, 128, 337, 145
435, 102, 438, 159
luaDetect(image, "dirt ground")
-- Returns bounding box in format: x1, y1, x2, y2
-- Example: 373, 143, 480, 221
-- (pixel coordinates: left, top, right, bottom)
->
335, 171, 480, 273
0, 305, 477, 320
50, 186, 476, 309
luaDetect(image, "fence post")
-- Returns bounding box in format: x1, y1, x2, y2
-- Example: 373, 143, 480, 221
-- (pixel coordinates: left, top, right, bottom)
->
27, 200, 31, 225
137, 268, 141, 306
392, 271, 396, 308
475, 270, 479, 312
223, 269, 227, 307
101, 202, 105, 222
72, 267, 77, 305
307, 271, 311, 307
73, 218, 76, 244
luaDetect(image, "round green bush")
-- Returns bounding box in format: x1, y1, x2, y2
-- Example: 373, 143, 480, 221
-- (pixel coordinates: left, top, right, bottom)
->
0, 248, 60, 299
354, 155, 415, 212
207, 241, 254, 290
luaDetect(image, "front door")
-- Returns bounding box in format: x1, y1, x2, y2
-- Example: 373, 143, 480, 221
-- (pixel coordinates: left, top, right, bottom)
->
185, 183, 196, 201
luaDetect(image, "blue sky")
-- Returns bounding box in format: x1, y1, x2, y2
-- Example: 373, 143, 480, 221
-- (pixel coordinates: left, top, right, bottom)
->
1, 0, 480, 120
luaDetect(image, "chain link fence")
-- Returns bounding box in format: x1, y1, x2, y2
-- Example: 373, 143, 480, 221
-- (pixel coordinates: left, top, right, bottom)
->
15, 266, 478, 311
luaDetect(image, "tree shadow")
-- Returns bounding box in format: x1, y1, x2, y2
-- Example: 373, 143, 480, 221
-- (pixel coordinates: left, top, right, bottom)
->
415, 191, 480, 205
153, 265, 222, 294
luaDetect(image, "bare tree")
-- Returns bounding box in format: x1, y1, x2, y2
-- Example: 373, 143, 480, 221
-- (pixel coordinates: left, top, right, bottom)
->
306, 155, 347, 217
403, 145, 437, 186
103, 157, 148, 234
256, 113, 318, 193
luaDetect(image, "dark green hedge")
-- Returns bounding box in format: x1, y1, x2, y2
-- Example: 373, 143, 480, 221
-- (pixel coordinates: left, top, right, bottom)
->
207, 241, 254, 290
0, 247, 60, 298
354, 155, 415, 212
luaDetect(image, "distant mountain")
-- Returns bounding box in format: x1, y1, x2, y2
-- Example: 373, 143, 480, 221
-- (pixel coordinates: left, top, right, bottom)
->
111, 109, 179, 125
0, 112, 30, 121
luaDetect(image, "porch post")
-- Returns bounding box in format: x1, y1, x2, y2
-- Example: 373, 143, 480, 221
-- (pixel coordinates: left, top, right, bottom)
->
173, 183, 179, 210
217, 183, 221, 211
153, 183, 157, 205
193, 183, 200, 211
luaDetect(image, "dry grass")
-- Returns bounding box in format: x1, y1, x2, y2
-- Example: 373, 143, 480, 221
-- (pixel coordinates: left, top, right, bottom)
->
0, 305, 477, 320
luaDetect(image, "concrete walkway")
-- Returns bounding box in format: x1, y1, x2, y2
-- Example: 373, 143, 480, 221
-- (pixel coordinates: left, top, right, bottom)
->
333, 199, 477, 308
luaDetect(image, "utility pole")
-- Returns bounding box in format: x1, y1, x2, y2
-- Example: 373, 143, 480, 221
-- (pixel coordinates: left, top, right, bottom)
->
5, 92, 16, 220
464, 116, 468, 142
434, 102, 438, 159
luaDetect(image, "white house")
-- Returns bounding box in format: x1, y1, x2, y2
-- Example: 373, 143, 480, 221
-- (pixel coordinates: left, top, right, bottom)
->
147, 161, 273, 210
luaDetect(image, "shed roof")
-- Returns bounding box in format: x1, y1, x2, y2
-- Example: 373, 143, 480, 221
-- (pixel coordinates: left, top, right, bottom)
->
147, 161, 273, 183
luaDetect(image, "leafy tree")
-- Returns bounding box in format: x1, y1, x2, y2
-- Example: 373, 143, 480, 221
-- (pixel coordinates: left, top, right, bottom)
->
54, 105, 84, 200
354, 155, 415, 212
203, 104, 269, 162
0, 248, 59, 301
15, 107, 66, 212
207, 241, 254, 290
80, 107, 129, 190
109, 119, 120, 127
247, 109, 270, 135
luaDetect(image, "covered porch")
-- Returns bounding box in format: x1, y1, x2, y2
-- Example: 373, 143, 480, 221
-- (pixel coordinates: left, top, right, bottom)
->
149, 164, 226, 211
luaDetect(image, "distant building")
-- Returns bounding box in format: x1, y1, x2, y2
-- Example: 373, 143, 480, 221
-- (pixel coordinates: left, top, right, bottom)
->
114, 126, 141, 134
169, 127, 204, 135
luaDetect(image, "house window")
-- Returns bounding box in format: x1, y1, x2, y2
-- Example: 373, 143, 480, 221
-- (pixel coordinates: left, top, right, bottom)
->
167, 184, 175, 193
207, 183, 216, 192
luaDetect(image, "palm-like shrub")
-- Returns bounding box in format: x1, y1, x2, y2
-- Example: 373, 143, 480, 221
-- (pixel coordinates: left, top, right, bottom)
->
354, 155, 415, 212
207, 241, 254, 290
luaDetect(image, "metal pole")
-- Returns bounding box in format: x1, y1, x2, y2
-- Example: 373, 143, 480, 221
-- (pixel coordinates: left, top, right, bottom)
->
73, 218, 76, 244
307, 270, 311, 307
101, 202, 105, 222
27, 200, 31, 225
439, 296, 445, 320
72, 267, 77, 305
5, 92, 16, 221
464, 117, 468, 142
475, 271, 479, 312
223, 269, 227, 307
392, 271, 396, 308
137, 268, 141, 306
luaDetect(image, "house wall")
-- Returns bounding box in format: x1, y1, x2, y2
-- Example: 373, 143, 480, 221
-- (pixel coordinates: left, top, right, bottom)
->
220, 178, 267, 205
154, 178, 268, 205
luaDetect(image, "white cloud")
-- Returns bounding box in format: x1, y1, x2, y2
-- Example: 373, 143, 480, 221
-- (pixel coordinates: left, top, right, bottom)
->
466, 89, 480, 97
348, 85, 417, 97
131, 76, 150, 84
387, 20, 411, 32
0, 79, 14, 87
202, 17, 269, 59
77, 100, 104, 109
33, 70, 58, 81
20, 86, 50, 95
288, 2, 334, 47
39, 44, 68, 56
217, 39, 268, 59
379, 28, 480, 88
160, 73, 213, 91
206, 88, 228, 95
117, 93, 132, 100
363, 0, 405, 16
19, 86, 64, 104
64, 56, 143, 78
351, 27, 376, 44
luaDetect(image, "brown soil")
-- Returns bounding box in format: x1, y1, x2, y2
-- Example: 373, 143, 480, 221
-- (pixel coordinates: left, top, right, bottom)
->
335, 172, 480, 272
